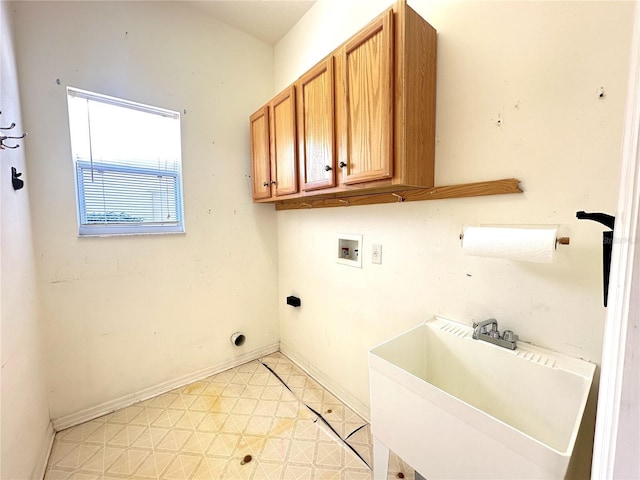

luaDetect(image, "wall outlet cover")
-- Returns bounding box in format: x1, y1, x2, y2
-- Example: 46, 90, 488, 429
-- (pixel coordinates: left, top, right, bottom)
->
372, 244, 382, 264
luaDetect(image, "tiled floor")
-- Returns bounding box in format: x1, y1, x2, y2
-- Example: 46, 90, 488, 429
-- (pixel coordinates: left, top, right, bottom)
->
44, 352, 414, 479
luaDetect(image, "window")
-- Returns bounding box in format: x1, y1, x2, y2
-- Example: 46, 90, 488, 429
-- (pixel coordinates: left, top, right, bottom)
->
67, 87, 184, 236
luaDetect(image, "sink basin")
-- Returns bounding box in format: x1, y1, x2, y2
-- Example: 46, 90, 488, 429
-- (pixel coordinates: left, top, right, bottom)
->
368, 316, 595, 479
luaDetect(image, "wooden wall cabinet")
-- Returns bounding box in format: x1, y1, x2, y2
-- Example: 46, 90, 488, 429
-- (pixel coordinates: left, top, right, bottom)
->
338, 9, 395, 186
333, 3, 437, 194
250, 105, 271, 200
250, 1, 435, 203
296, 57, 336, 192
249, 1, 522, 209
250, 86, 298, 201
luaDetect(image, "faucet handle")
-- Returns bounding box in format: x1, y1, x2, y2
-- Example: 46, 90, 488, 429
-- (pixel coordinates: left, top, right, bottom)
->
502, 330, 518, 342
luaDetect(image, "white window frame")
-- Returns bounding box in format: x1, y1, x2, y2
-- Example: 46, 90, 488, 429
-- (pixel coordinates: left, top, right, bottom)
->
67, 87, 185, 236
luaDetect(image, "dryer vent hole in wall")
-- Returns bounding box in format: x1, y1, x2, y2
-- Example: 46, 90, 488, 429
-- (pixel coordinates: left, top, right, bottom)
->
231, 332, 245, 346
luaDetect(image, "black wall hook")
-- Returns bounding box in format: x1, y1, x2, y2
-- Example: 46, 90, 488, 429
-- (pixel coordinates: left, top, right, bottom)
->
1, 132, 27, 149
11, 167, 24, 190
0, 111, 27, 149
576, 211, 615, 307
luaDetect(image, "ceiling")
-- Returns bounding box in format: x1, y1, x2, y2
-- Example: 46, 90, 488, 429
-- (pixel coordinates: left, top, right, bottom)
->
185, 1, 317, 45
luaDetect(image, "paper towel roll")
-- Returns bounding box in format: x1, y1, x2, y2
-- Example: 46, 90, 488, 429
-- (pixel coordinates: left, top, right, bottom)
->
462, 226, 558, 263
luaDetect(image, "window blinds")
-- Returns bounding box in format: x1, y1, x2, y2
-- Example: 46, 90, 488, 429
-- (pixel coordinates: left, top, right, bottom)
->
67, 87, 184, 235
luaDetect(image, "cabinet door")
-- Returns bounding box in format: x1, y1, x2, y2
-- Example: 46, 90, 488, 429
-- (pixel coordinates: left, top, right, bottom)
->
341, 9, 394, 185
250, 105, 272, 200
271, 86, 298, 196
297, 57, 336, 191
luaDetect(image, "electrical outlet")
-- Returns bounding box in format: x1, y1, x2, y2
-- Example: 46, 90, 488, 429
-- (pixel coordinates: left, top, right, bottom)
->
372, 244, 382, 264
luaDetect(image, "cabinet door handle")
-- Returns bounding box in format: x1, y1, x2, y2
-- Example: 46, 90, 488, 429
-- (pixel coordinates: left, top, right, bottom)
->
271, 181, 276, 185
325, 165, 332, 171
339, 162, 347, 168
263, 181, 269, 187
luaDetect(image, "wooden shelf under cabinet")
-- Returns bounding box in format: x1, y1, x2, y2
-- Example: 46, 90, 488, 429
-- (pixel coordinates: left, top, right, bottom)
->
273, 179, 524, 211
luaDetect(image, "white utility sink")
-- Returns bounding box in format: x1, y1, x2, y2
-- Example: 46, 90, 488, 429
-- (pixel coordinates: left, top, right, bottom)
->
368, 316, 595, 479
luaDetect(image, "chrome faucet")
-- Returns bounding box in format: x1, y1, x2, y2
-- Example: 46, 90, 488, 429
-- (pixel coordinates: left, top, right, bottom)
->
472, 318, 499, 338
472, 318, 518, 350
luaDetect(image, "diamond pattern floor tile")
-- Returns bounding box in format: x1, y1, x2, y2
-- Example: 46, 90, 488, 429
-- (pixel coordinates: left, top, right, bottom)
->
45, 354, 416, 480
260, 353, 369, 441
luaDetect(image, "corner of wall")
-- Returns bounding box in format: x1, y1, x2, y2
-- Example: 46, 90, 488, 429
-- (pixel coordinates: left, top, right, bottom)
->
31, 423, 55, 480
1, 1, 52, 478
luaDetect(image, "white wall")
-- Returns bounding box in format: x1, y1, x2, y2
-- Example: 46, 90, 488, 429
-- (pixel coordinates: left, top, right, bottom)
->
0, 2, 53, 478
274, 1, 634, 477
612, 201, 640, 478
11, 1, 279, 422
593, 2, 640, 475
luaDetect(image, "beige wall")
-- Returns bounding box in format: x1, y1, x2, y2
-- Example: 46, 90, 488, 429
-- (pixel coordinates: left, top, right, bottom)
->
0, 2, 52, 477
274, 1, 633, 477
5, 0, 634, 475
12, 1, 279, 421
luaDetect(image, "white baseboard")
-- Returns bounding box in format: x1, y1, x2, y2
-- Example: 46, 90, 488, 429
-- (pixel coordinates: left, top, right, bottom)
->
32, 421, 55, 480
52, 342, 279, 431
279, 342, 371, 422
